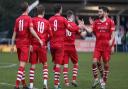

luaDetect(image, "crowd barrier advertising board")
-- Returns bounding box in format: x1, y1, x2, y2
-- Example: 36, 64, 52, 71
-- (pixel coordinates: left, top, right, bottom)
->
0, 39, 96, 52
75, 39, 96, 52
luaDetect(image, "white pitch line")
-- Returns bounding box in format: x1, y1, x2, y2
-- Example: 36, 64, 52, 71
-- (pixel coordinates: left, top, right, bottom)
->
0, 82, 38, 89
0, 83, 16, 87
0, 64, 17, 68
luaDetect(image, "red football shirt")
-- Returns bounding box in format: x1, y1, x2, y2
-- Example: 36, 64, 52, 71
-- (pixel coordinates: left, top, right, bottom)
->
92, 17, 115, 50
64, 21, 79, 46
49, 15, 78, 48
31, 17, 52, 46
14, 15, 33, 47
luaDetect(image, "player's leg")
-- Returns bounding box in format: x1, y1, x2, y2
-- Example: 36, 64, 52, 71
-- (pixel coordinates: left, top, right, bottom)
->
63, 50, 70, 86
21, 70, 27, 88
50, 47, 56, 72
14, 48, 23, 89
53, 47, 64, 89
100, 50, 111, 89
97, 58, 103, 78
29, 64, 36, 89
92, 49, 101, 88
42, 63, 48, 89
70, 47, 79, 87
14, 47, 29, 89
39, 47, 48, 89
71, 62, 79, 87
29, 46, 38, 89
50, 47, 60, 88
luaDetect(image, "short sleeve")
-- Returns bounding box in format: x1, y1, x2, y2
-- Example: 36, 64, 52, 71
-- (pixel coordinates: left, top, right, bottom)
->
63, 18, 78, 32
110, 19, 115, 32
63, 17, 69, 27
92, 21, 96, 32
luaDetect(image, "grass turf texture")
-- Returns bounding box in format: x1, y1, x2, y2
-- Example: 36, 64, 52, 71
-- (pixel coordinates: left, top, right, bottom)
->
0, 52, 128, 89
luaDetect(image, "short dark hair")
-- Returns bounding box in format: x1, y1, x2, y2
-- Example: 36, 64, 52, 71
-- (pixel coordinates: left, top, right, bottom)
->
99, 6, 109, 13
53, 4, 62, 13
66, 10, 74, 17
20, 2, 29, 12
36, 4, 45, 15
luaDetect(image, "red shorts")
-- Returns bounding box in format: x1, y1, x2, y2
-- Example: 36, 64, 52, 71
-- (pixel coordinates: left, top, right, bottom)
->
93, 47, 111, 62
62, 45, 78, 65
29, 46, 47, 64
17, 46, 29, 62
50, 46, 64, 65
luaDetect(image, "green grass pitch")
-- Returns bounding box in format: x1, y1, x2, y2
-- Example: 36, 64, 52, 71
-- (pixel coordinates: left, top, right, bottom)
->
0, 52, 128, 89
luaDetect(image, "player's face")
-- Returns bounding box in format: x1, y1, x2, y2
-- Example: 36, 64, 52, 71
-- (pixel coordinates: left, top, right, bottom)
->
67, 15, 75, 22
98, 9, 105, 19
70, 15, 75, 22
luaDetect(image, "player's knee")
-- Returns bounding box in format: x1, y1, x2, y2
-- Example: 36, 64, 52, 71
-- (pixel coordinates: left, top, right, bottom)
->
64, 64, 68, 68
74, 63, 78, 65
43, 62, 47, 66
56, 64, 60, 68
92, 58, 98, 64
104, 62, 109, 68
31, 64, 36, 69
19, 61, 26, 67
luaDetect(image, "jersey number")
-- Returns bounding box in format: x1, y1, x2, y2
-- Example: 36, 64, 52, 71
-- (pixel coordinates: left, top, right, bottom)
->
19, 20, 24, 31
38, 21, 44, 33
66, 30, 72, 36
54, 20, 57, 31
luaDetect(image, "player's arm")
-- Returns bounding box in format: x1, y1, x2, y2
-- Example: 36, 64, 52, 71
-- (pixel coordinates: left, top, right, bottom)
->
29, 26, 43, 46
79, 19, 94, 37
47, 22, 53, 39
29, 18, 43, 46
80, 30, 87, 38
47, 27, 53, 42
82, 25, 93, 33
64, 18, 80, 32
82, 18, 94, 33
11, 22, 17, 53
73, 21, 88, 38
109, 20, 116, 46
11, 31, 16, 52
76, 17, 93, 35
109, 31, 115, 46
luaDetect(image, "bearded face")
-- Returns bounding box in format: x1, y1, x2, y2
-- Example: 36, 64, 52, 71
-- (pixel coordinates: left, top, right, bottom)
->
98, 9, 105, 19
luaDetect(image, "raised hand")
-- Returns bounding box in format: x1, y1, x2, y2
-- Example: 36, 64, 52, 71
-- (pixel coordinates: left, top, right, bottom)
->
89, 17, 94, 25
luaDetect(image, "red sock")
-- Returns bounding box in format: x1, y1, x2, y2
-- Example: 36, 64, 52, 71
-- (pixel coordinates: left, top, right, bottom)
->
92, 63, 98, 80
103, 65, 109, 83
54, 67, 60, 86
43, 65, 48, 80
15, 66, 24, 88
97, 62, 103, 78
21, 71, 27, 87
72, 64, 78, 81
29, 68, 35, 83
63, 67, 69, 84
